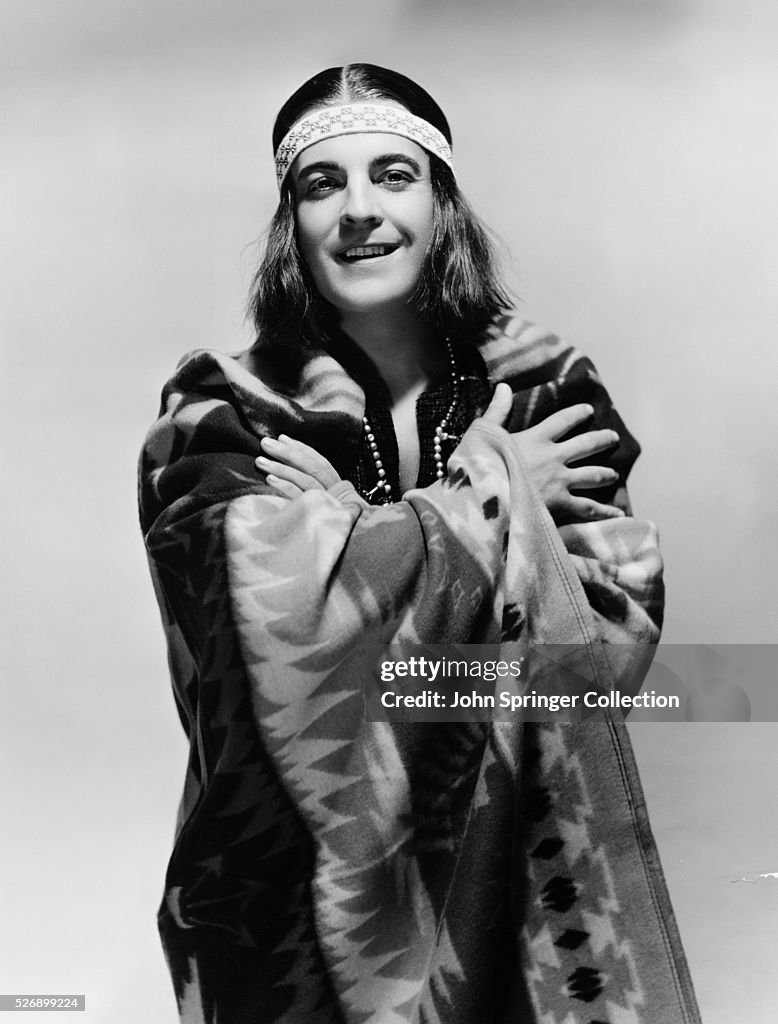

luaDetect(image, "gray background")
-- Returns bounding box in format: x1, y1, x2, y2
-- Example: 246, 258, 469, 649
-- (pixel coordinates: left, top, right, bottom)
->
2, 0, 776, 1020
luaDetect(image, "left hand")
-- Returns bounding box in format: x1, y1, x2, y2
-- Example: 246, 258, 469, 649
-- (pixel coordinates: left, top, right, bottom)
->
481, 385, 624, 524
255, 434, 342, 496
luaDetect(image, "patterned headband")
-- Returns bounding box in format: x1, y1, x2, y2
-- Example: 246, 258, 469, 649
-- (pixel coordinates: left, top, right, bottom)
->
274, 103, 453, 188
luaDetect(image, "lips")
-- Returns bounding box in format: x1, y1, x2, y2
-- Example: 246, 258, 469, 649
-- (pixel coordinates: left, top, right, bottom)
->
338, 243, 401, 262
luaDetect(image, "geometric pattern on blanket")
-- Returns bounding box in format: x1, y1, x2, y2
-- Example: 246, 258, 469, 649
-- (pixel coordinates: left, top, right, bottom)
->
140, 316, 701, 1023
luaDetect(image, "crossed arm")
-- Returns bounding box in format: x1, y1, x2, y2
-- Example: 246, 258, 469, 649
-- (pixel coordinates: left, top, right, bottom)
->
255, 383, 626, 525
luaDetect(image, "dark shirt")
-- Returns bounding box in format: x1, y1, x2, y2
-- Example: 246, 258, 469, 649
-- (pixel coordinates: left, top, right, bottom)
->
326, 330, 494, 502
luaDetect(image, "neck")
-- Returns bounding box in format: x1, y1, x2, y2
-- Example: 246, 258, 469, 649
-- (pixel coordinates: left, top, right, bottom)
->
338, 307, 444, 402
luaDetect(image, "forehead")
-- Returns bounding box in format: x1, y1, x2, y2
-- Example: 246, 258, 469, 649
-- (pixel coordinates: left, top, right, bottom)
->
291, 132, 430, 177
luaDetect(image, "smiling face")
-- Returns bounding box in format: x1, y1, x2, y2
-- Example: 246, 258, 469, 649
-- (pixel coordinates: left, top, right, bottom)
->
291, 131, 435, 321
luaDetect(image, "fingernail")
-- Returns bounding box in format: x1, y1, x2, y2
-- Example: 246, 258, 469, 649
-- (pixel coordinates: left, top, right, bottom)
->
261, 437, 280, 449
256, 455, 269, 464
277, 433, 291, 442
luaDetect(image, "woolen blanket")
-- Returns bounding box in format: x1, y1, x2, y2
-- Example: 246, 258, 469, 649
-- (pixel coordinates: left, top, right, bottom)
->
139, 316, 700, 1024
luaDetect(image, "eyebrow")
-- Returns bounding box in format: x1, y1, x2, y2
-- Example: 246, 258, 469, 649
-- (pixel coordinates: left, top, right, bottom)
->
295, 152, 423, 180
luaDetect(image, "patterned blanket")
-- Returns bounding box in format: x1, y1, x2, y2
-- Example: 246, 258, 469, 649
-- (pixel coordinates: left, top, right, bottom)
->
139, 316, 700, 1023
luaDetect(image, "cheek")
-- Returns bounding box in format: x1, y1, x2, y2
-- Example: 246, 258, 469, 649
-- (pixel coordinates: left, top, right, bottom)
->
412, 220, 435, 270
411, 200, 435, 257
295, 229, 336, 300
294, 210, 326, 269
295, 229, 316, 269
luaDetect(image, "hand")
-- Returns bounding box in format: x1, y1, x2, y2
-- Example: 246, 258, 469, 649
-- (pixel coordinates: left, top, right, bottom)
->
255, 434, 342, 497
481, 383, 624, 523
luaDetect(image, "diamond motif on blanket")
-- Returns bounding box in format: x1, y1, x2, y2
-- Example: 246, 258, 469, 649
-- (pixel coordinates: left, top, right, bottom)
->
531, 837, 565, 860
566, 966, 605, 1003
481, 495, 499, 520
554, 928, 589, 951
540, 876, 579, 913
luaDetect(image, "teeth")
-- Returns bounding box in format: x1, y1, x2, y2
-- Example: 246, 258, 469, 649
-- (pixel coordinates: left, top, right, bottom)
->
343, 245, 388, 259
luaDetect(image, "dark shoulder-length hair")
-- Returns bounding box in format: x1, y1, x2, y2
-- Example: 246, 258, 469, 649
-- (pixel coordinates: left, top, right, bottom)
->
248, 63, 510, 353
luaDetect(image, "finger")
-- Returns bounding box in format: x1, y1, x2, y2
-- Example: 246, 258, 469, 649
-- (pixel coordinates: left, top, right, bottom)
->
261, 435, 319, 473
262, 435, 339, 487
567, 466, 620, 491
255, 455, 323, 491
566, 497, 625, 521
531, 404, 594, 441
480, 383, 514, 426
276, 434, 326, 463
265, 473, 303, 498
559, 428, 619, 464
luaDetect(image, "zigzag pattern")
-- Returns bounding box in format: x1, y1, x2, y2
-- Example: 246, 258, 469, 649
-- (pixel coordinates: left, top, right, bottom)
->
140, 317, 700, 1023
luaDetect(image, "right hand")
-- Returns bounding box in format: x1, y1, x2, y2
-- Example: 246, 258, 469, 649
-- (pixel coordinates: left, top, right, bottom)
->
481, 383, 625, 523
255, 434, 341, 497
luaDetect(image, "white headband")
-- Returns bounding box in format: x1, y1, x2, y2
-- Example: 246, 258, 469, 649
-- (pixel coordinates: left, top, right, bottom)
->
274, 103, 453, 189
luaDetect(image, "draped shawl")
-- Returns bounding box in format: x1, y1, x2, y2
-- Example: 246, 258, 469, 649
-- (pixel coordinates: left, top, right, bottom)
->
139, 316, 701, 1024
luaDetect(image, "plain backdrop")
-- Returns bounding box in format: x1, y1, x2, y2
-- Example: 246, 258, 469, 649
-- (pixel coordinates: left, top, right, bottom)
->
2, 1, 777, 1021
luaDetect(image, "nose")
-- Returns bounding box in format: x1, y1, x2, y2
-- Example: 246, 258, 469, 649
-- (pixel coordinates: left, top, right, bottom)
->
339, 179, 383, 228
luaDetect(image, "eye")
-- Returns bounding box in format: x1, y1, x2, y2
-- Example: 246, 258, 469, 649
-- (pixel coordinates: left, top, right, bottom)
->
303, 175, 340, 197
379, 168, 413, 190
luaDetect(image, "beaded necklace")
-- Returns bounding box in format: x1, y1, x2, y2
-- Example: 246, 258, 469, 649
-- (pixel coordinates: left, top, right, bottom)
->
360, 339, 461, 505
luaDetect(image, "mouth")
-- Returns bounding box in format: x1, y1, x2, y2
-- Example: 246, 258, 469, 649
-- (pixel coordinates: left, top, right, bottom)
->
338, 243, 401, 263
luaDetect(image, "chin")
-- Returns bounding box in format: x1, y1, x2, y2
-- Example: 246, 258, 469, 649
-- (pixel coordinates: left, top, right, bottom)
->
329, 287, 417, 318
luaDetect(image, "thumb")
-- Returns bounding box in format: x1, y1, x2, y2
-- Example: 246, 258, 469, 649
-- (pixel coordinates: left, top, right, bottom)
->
480, 382, 514, 427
